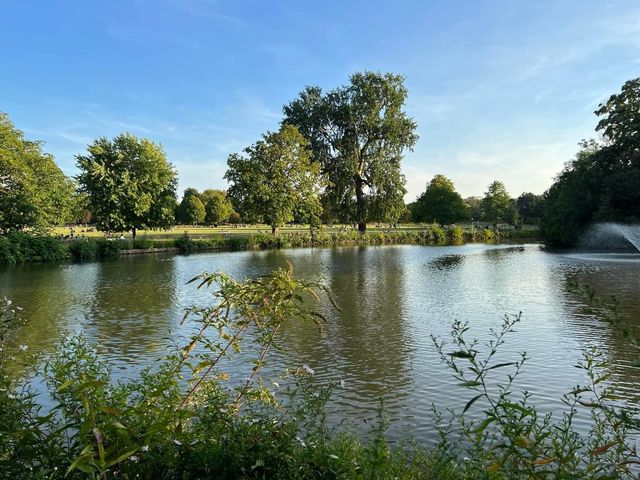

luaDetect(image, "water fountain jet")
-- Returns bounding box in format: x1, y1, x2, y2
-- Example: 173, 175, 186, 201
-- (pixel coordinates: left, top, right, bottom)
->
580, 222, 640, 252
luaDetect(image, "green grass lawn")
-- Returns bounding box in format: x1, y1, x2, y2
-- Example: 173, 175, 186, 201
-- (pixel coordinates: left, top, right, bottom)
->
53, 223, 433, 240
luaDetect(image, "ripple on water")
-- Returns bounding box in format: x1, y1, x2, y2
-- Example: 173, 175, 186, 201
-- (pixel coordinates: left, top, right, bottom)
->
1, 244, 639, 443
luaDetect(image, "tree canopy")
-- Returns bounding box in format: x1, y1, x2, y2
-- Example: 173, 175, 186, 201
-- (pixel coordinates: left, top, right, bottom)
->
542, 78, 640, 245
516, 193, 544, 225
283, 71, 418, 231
481, 181, 517, 227
202, 190, 233, 225
225, 125, 322, 235
0, 113, 77, 231
179, 194, 205, 225
412, 174, 467, 224
76, 133, 177, 238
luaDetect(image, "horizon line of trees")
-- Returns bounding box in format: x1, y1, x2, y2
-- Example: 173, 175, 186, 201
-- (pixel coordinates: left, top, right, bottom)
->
2, 73, 638, 242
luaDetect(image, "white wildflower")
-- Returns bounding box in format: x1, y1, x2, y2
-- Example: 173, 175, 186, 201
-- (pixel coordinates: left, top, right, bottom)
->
302, 364, 315, 376
296, 435, 307, 448
19, 345, 28, 352
6, 300, 11, 306
141, 445, 149, 452
130, 455, 139, 463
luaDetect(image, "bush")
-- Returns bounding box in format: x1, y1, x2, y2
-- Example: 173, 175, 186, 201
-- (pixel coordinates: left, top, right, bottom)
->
448, 225, 464, 244
96, 239, 126, 257
68, 239, 98, 261
131, 237, 154, 250
0, 232, 69, 264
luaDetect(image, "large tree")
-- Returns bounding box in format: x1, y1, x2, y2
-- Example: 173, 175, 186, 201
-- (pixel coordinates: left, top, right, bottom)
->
542, 78, 640, 245
76, 133, 177, 239
412, 174, 467, 224
0, 113, 76, 231
481, 181, 517, 228
225, 125, 322, 235
283, 72, 418, 232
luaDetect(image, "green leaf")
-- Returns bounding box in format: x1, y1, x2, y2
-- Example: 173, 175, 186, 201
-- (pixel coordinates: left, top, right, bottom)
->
463, 394, 483, 414
105, 448, 139, 468
487, 362, 517, 371
56, 379, 73, 392
449, 350, 474, 359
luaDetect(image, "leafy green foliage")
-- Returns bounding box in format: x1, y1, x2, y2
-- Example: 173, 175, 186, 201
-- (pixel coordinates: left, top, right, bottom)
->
543, 78, 640, 245
225, 125, 322, 235
0, 231, 69, 264
481, 181, 517, 227
0, 112, 77, 231
413, 175, 468, 224
76, 133, 178, 238
203, 190, 234, 224
179, 194, 206, 225
432, 312, 640, 479
516, 192, 544, 225
283, 72, 418, 231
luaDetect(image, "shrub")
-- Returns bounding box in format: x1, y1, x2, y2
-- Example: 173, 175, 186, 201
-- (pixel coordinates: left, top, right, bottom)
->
68, 239, 98, 261
96, 239, 126, 257
0, 232, 69, 264
448, 225, 464, 244
132, 238, 154, 250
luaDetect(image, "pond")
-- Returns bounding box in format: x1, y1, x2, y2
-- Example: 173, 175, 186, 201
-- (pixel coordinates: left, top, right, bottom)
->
1, 243, 639, 442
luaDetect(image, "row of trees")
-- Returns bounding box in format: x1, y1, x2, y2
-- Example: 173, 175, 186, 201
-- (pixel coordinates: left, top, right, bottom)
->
175, 188, 235, 226
410, 175, 544, 227
223, 72, 419, 234
11, 70, 632, 242
541, 77, 640, 245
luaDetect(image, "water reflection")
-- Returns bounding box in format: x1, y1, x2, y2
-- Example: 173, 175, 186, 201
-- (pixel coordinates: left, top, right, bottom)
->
2, 244, 640, 443
83, 256, 178, 364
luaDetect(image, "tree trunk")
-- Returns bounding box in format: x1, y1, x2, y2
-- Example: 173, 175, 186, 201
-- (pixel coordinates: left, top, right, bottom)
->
132, 227, 137, 240
354, 177, 367, 234
272, 226, 279, 236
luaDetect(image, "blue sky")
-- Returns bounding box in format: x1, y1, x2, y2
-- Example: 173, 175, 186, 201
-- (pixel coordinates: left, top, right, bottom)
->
2, 0, 639, 200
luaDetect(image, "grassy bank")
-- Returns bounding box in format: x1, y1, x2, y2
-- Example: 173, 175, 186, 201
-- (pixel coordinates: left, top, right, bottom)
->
1, 271, 638, 479
0, 225, 540, 265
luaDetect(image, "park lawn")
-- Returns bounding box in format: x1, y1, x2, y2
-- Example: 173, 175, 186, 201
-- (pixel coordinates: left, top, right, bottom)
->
51, 223, 429, 240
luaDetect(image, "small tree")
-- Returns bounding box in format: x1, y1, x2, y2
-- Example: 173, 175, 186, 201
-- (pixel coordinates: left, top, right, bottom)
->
412, 174, 467, 224
76, 133, 177, 239
203, 190, 233, 224
225, 125, 322, 235
180, 195, 205, 225
481, 181, 516, 228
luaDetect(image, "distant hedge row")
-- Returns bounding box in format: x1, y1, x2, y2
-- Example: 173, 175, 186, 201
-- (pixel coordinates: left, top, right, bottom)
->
0, 226, 539, 265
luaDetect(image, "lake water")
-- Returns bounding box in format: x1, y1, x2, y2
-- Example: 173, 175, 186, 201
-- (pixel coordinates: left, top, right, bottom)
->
1, 244, 639, 442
